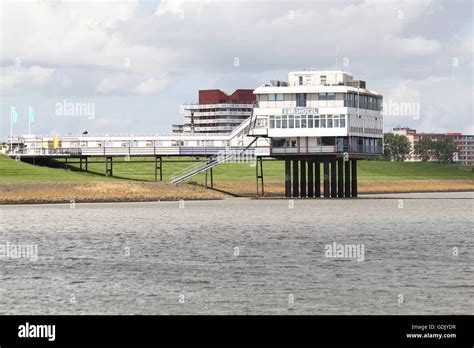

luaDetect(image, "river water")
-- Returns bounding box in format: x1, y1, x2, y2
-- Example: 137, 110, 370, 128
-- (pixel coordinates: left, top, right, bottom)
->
0, 192, 473, 314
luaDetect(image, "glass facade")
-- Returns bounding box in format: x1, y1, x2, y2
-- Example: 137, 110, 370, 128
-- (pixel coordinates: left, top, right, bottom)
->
268, 115, 346, 129
296, 93, 307, 107
343, 92, 381, 110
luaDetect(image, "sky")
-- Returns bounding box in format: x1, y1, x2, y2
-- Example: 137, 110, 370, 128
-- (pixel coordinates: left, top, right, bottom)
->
0, 0, 472, 139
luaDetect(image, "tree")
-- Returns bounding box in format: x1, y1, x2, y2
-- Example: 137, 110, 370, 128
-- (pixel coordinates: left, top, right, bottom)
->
383, 133, 394, 160
384, 133, 411, 161
432, 138, 458, 164
414, 137, 433, 162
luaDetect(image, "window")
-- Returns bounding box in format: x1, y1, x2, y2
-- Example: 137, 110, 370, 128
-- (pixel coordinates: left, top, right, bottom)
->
319, 93, 327, 101
301, 115, 307, 128
296, 93, 307, 107
269, 93, 284, 102
288, 115, 294, 128
282, 115, 288, 128
269, 116, 275, 128
275, 116, 281, 128
295, 115, 301, 128
320, 115, 326, 128
320, 75, 327, 85
314, 115, 320, 128
308, 115, 314, 128
340, 115, 346, 128
327, 115, 333, 128
298, 76, 303, 85
327, 93, 335, 101
333, 116, 339, 128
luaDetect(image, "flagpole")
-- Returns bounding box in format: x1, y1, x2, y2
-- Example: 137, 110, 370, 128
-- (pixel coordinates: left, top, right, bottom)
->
10, 109, 13, 152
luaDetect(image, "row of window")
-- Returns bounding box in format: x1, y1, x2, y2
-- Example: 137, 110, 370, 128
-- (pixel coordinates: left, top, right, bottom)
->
269, 115, 346, 129
344, 93, 380, 110
191, 108, 252, 112
349, 127, 383, 135
262, 93, 382, 111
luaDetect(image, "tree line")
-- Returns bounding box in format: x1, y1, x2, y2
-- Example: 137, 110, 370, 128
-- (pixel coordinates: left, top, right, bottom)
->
383, 133, 458, 164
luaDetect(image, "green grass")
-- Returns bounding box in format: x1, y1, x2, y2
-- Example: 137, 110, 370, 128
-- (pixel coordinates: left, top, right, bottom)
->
204, 160, 474, 182
357, 161, 474, 181
1, 155, 473, 184
0, 155, 106, 184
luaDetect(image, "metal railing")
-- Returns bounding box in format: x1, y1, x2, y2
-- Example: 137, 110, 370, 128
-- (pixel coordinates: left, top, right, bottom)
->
8, 145, 261, 158
170, 141, 258, 184
271, 145, 382, 155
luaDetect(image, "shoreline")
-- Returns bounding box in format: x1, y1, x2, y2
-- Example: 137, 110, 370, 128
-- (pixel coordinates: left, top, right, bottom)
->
1, 180, 473, 205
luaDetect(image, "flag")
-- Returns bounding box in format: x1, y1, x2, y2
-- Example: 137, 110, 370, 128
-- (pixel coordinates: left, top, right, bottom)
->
29, 106, 35, 124
11, 105, 18, 124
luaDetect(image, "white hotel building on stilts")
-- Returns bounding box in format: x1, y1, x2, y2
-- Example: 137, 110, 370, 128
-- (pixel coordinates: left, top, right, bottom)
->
249, 70, 383, 155
6, 70, 383, 198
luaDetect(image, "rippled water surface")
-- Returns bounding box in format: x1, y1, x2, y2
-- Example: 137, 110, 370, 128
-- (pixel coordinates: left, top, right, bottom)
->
0, 192, 473, 314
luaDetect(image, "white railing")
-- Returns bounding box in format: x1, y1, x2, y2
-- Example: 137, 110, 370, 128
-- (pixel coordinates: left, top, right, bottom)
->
192, 118, 248, 124
182, 103, 254, 109
190, 111, 251, 116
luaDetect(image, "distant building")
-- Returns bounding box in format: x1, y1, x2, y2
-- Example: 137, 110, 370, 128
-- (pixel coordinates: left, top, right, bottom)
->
391, 127, 474, 164
174, 89, 255, 134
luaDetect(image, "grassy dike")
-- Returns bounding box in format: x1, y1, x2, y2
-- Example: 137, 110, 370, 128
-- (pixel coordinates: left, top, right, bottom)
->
1, 155, 473, 203
0, 156, 225, 203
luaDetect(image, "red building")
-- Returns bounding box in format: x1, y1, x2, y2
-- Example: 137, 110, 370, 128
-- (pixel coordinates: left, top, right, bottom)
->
173, 89, 255, 134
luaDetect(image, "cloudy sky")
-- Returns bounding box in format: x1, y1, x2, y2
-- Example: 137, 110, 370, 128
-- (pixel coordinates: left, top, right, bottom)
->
0, 0, 472, 139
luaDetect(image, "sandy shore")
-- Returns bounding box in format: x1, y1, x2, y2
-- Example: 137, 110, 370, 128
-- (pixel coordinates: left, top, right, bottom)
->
213, 180, 474, 197
0, 180, 473, 204
0, 181, 225, 204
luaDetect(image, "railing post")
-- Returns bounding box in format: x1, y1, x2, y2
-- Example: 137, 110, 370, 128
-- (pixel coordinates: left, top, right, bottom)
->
285, 159, 291, 198
307, 160, 314, 198
315, 161, 321, 197
292, 160, 299, 197
323, 160, 329, 198
330, 159, 337, 198
337, 158, 344, 198
351, 159, 358, 197
300, 160, 306, 198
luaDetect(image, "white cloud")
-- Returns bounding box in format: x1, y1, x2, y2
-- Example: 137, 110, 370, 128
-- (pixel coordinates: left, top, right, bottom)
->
0, 0, 472, 135
1, 66, 55, 92
96, 74, 168, 94
133, 77, 168, 94
396, 36, 441, 55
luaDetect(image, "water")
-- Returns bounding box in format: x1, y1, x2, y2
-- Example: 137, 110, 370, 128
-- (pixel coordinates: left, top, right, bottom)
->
0, 192, 473, 314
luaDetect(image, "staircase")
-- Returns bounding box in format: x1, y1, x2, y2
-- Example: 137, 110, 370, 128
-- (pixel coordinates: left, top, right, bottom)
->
171, 138, 257, 184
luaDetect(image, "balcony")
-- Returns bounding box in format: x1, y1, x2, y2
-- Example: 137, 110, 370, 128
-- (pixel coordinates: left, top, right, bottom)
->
271, 145, 382, 155
189, 118, 247, 125
185, 110, 251, 116
193, 126, 236, 131
182, 103, 254, 110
